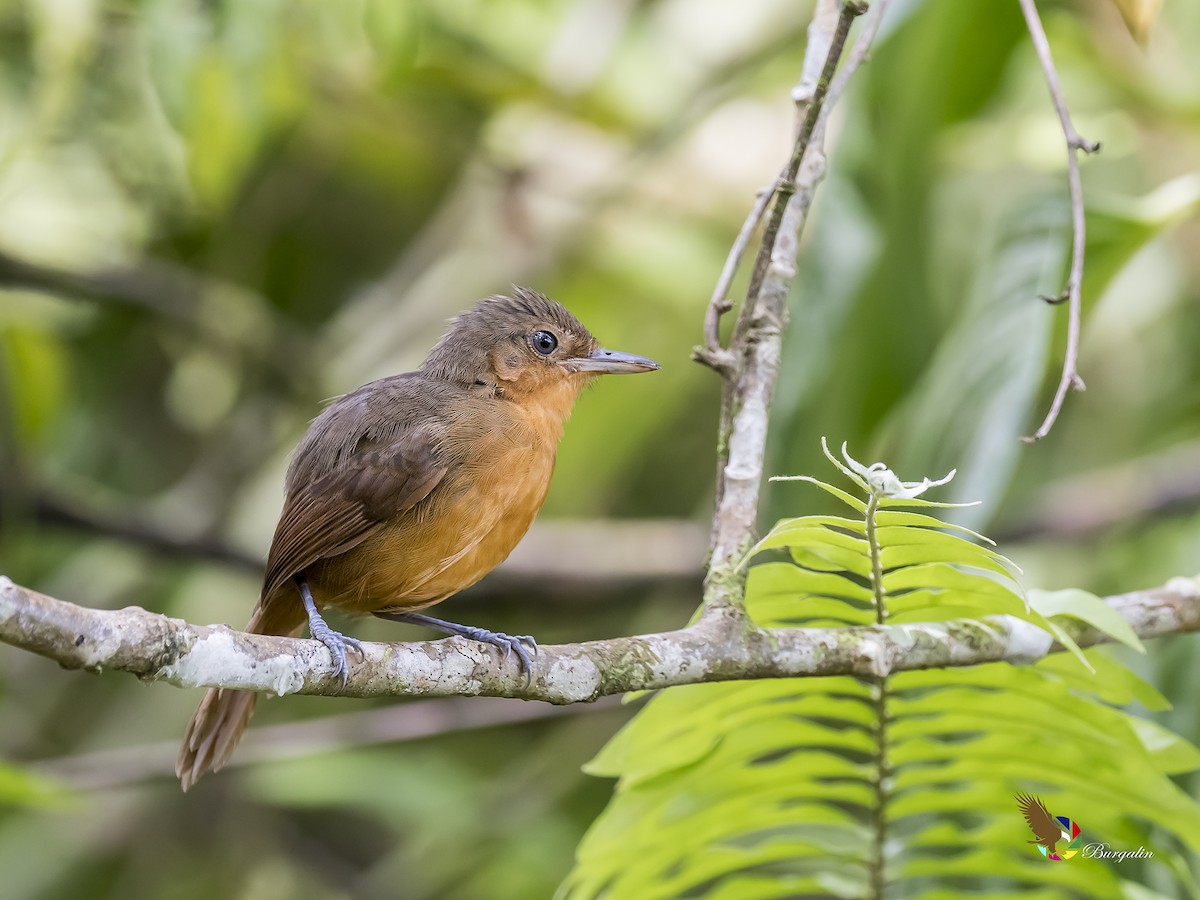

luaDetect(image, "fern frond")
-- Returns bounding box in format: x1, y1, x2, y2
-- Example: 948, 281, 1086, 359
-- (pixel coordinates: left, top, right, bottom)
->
561, 445, 1200, 899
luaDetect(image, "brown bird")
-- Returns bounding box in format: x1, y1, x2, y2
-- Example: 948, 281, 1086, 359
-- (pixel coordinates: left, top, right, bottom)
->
177, 288, 659, 790
1015, 792, 1062, 854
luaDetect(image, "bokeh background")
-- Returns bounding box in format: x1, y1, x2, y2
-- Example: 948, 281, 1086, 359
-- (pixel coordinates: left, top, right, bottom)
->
1, 0, 1198, 897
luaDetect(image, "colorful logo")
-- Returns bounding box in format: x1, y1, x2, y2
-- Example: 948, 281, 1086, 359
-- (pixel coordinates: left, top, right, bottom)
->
1015, 793, 1083, 860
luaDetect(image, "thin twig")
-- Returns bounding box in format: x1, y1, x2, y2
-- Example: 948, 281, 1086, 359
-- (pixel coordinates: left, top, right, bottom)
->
823, 0, 892, 112
0, 249, 311, 395
31, 697, 621, 790
742, 2, 866, 319
694, 0, 881, 379
1018, 0, 1101, 442
996, 438, 1200, 542
13, 489, 264, 572
694, 182, 778, 374
704, 0, 868, 602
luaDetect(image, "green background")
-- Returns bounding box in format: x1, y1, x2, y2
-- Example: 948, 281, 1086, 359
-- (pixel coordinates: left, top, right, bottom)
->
1, 0, 1198, 897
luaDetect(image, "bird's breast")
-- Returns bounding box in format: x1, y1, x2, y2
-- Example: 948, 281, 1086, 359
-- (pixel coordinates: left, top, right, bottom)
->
313, 404, 559, 612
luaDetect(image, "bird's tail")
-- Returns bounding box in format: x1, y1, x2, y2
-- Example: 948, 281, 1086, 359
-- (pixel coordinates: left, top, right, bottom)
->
176, 601, 304, 791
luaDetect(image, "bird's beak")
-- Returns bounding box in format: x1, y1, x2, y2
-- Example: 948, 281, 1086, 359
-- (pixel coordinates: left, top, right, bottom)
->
562, 348, 661, 375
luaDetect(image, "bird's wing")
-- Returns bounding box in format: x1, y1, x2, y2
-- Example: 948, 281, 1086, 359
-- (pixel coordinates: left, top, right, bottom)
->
260, 416, 447, 604
1016, 793, 1061, 842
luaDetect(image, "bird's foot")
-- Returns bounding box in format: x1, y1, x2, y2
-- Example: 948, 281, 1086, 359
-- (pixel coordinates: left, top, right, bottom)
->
374, 611, 537, 682
296, 574, 364, 687
455, 626, 538, 678
309, 614, 365, 687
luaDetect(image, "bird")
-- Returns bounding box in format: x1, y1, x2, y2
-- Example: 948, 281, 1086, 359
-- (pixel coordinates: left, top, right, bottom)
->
1015, 792, 1062, 854
176, 287, 660, 790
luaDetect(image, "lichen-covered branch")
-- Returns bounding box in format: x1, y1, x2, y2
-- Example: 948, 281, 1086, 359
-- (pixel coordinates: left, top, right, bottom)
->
4, 575, 1196, 703
701, 0, 868, 622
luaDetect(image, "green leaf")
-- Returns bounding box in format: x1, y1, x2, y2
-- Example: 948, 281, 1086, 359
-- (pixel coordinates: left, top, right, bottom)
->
1028, 588, 1146, 653
769, 475, 867, 513
747, 561, 873, 605
873, 509, 997, 543
875, 525, 1016, 577
877, 496, 984, 510
882, 562, 1024, 607
1035, 652, 1171, 711
1127, 718, 1200, 775
565, 445, 1200, 897
752, 521, 872, 578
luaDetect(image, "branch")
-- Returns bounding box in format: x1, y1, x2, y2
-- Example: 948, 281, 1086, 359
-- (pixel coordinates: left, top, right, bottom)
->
703, 0, 868, 619
0, 247, 311, 395
12, 488, 264, 573
694, 183, 775, 374
4, 575, 1196, 702
823, 0, 892, 112
997, 437, 1200, 542
34, 697, 618, 790
0, 248, 198, 322
1018, 0, 1101, 442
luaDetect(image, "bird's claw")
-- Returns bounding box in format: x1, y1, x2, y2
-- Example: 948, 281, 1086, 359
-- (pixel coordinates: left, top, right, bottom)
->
372, 610, 538, 685
461, 627, 538, 682
310, 618, 364, 687
297, 575, 363, 687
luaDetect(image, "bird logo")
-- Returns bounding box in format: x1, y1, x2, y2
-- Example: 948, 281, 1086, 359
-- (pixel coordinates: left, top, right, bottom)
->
1015, 793, 1083, 860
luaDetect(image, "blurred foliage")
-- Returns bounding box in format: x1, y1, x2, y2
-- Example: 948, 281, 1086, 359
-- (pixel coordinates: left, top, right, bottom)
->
564, 449, 1200, 897
0, 0, 1198, 897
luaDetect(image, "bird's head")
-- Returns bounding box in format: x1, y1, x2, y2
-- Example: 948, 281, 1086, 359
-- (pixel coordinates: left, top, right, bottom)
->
422, 288, 659, 409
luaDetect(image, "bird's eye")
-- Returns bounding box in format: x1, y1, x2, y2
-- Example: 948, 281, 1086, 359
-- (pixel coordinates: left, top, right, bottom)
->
530, 330, 558, 356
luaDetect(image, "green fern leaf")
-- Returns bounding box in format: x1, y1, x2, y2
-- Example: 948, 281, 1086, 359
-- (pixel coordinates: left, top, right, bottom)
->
561, 446, 1200, 899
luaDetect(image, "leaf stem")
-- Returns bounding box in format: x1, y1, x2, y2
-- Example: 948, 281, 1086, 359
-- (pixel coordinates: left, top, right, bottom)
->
865, 493, 887, 626
864, 490, 890, 898
739, 1, 867, 328
868, 676, 892, 899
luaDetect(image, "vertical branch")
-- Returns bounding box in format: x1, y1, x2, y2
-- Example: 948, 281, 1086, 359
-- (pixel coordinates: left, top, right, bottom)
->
738, 1, 863, 334
698, 0, 869, 621
824, 0, 893, 111
1018, 0, 1101, 442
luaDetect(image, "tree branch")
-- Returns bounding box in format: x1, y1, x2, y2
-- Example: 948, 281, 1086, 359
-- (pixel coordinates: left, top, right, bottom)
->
692, 0, 882, 377
694, 183, 775, 374
996, 437, 1200, 542
0, 247, 312, 396
4, 575, 1196, 703
823, 0, 892, 112
1018, 0, 1101, 442
33, 697, 620, 790
703, 0, 868, 622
